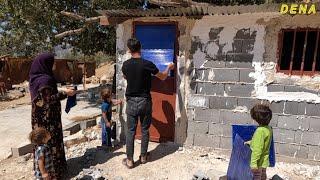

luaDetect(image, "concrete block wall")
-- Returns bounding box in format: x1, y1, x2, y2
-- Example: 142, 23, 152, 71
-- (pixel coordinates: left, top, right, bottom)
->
187, 15, 320, 161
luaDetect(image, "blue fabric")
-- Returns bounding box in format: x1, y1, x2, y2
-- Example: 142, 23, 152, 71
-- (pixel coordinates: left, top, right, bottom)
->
135, 25, 176, 73
65, 86, 77, 113
227, 134, 253, 180
232, 124, 276, 167
101, 118, 112, 146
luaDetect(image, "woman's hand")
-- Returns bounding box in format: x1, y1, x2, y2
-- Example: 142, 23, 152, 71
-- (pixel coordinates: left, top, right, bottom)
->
42, 173, 50, 180
65, 88, 76, 97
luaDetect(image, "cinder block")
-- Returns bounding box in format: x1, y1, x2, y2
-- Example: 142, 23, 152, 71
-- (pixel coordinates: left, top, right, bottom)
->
298, 102, 307, 115
275, 143, 299, 157
277, 115, 300, 130
235, 29, 252, 39
212, 69, 240, 82
193, 134, 220, 148
273, 128, 295, 143
284, 85, 304, 92
269, 114, 279, 128
220, 110, 252, 125
267, 84, 285, 92
195, 69, 210, 81
270, 101, 285, 114
239, 69, 254, 83
300, 131, 320, 146
296, 145, 309, 159
209, 123, 232, 137
11, 143, 34, 158
305, 103, 320, 117
185, 134, 194, 145
308, 117, 320, 132
299, 117, 310, 131
187, 95, 209, 108
242, 39, 255, 53
284, 101, 299, 115
226, 54, 253, 68
237, 98, 262, 110
308, 145, 320, 161
204, 60, 226, 68
187, 108, 195, 121
197, 83, 224, 96
220, 137, 232, 149
63, 122, 81, 135
187, 121, 209, 134
232, 40, 243, 53
224, 84, 254, 97
80, 119, 97, 130
195, 108, 220, 123
209, 96, 237, 110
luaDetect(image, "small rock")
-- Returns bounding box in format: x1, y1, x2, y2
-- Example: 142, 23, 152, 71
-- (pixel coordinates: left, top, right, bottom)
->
200, 154, 208, 157
23, 153, 32, 161
17, 176, 25, 180
113, 176, 123, 180
193, 170, 209, 180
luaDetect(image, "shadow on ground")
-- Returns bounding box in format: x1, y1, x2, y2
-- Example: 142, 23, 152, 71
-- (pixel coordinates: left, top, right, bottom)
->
134, 142, 179, 167
65, 145, 125, 179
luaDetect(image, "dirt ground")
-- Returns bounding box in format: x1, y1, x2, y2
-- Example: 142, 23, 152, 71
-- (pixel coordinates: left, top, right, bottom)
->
0, 94, 30, 111
0, 127, 319, 180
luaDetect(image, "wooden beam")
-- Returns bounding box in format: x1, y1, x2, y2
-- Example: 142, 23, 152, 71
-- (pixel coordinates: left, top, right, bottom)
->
148, 0, 209, 7
100, 16, 110, 26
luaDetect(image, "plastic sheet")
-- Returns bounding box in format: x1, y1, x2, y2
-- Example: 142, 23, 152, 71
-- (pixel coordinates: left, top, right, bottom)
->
227, 134, 253, 180
232, 124, 276, 167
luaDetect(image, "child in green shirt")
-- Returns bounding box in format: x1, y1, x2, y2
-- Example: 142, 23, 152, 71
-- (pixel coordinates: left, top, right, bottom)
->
248, 104, 273, 180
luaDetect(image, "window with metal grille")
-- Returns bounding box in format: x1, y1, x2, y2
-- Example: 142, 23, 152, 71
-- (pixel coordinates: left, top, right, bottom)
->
277, 29, 320, 75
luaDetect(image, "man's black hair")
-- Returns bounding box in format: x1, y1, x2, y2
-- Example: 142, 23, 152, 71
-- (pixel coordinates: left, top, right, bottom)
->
127, 38, 141, 53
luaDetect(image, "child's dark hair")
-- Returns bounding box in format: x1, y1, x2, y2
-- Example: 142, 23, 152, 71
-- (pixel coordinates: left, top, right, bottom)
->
29, 127, 49, 145
101, 88, 112, 101
127, 38, 141, 53
250, 104, 272, 126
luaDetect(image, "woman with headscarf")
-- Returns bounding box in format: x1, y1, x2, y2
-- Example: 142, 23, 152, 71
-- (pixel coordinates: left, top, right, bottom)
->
29, 53, 76, 179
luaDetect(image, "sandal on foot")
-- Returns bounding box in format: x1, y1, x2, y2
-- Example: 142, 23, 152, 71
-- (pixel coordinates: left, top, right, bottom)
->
139, 152, 150, 164
122, 158, 134, 169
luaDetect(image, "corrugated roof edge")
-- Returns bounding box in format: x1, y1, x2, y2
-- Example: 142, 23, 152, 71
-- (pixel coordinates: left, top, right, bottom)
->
97, 3, 320, 17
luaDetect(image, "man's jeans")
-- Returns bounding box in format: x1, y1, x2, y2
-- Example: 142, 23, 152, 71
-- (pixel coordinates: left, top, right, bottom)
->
126, 96, 152, 160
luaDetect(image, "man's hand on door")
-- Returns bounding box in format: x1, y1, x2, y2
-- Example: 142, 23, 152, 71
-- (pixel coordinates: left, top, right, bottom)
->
167, 63, 175, 70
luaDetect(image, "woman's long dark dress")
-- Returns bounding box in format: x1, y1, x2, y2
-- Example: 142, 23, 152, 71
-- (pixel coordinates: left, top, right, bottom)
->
31, 87, 67, 178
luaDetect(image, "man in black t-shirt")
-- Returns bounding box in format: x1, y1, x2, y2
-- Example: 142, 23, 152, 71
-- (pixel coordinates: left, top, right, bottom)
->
122, 38, 174, 168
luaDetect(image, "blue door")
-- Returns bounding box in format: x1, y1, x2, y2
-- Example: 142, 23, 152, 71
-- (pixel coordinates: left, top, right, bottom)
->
134, 23, 176, 142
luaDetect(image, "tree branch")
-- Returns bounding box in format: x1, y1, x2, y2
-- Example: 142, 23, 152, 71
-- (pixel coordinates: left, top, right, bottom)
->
60, 11, 85, 20
85, 16, 103, 24
55, 28, 85, 39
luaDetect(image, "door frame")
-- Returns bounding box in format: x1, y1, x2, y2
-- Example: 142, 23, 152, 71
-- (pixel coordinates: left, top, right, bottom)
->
132, 21, 179, 141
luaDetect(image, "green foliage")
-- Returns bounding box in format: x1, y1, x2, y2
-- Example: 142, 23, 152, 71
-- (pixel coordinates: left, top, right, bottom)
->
192, 0, 299, 5
0, 0, 139, 57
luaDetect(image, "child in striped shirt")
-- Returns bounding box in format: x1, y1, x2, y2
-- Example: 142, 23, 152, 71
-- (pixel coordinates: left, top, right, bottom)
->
29, 127, 54, 180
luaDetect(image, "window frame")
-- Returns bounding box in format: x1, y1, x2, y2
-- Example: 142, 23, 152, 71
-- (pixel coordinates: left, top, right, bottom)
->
277, 28, 320, 76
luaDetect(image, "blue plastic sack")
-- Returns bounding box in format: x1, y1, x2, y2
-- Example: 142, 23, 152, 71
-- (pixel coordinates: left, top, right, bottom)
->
232, 124, 276, 167
227, 134, 253, 180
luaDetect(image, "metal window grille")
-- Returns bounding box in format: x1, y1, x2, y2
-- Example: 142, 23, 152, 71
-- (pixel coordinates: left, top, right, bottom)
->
277, 28, 320, 76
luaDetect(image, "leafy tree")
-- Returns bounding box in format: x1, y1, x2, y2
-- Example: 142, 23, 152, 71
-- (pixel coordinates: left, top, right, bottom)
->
0, 0, 139, 57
